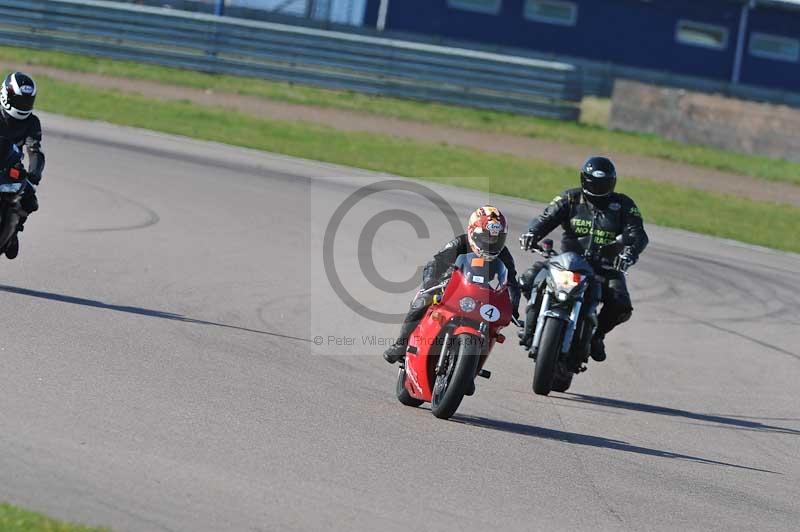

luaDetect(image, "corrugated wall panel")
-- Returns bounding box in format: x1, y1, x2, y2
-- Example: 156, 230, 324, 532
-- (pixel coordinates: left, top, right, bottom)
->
364, 0, 800, 91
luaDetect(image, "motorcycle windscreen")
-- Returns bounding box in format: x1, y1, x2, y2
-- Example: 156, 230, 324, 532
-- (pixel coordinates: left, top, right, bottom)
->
454, 252, 508, 290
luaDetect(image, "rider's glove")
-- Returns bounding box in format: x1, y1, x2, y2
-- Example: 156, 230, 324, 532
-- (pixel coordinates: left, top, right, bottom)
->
614, 248, 638, 272
519, 232, 538, 251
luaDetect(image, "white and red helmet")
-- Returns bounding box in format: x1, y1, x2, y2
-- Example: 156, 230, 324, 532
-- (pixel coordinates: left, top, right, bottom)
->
467, 205, 508, 260
1, 72, 36, 120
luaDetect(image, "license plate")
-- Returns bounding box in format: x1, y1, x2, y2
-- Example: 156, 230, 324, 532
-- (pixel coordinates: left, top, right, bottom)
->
0, 183, 22, 193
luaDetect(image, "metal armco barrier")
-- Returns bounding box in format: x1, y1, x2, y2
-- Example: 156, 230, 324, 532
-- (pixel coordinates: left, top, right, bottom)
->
0, 0, 583, 120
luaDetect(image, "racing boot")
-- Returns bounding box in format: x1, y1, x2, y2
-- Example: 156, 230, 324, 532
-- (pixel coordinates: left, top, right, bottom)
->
383, 319, 418, 364
519, 304, 538, 349
590, 333, 607, 362
4, 234, 19, 260
383, 343, 406, 364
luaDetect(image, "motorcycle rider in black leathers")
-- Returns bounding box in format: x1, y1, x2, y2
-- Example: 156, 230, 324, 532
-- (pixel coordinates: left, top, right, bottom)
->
519, 157, 648, 362
384, 205, 521, 364
0, 72, 44, 259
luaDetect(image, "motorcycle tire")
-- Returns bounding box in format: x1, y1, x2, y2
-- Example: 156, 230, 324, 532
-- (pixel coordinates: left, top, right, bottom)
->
551, 367, 574, 393
532, 318, 564, 396
431, 334, 480, 420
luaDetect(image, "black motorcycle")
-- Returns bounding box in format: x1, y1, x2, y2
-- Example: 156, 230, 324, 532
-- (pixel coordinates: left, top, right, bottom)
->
0, 166, 27, 257
520, 236, 630, 395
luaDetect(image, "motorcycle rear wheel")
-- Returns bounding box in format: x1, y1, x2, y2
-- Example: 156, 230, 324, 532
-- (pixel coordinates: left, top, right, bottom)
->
431, 334, 480, 420
532, 318, 564, 396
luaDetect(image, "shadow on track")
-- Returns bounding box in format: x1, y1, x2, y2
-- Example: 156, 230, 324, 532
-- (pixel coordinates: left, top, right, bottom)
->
556, 393, 800, 436
0, 284, 309, 343
453, 415, 778, 474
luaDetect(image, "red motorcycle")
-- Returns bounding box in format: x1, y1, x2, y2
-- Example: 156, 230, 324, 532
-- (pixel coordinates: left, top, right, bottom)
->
395, 252, 513, 419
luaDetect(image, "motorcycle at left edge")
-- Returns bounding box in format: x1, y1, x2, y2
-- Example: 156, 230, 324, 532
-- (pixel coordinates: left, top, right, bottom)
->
0, 142, 28, 257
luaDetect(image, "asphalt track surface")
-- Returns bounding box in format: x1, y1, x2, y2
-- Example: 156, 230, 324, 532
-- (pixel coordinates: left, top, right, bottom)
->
1, 114, 798, 532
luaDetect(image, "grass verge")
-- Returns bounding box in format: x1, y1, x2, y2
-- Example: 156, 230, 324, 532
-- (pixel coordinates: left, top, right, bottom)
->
3, 46, 800, 185
33, 74, 800, 254
0, 503, 108, 532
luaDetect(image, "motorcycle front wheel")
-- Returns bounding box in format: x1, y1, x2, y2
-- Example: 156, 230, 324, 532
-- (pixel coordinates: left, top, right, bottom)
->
532, 318, 565, 396
551, 366, 574, 393
431, 334, 480, 420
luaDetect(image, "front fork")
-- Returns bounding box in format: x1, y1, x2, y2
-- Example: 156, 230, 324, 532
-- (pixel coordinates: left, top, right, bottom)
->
560, 300, 583, 354
435, 331, 451, 375
528, 292, 550, 358
527, 290, 587, 359
435, 322, 489, 375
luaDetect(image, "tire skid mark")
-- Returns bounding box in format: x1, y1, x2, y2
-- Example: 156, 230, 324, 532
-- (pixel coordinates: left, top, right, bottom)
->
644, 248, 799, 323
63, 178, 161, 233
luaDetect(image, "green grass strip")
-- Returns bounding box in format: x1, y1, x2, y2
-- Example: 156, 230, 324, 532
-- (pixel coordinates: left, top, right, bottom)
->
33, 74, 800, 254
3, 45, 800, 185
0, 503, 109, 532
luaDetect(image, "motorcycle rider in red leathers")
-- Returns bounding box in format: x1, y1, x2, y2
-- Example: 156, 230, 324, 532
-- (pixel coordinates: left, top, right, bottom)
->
384, 205, 521, 364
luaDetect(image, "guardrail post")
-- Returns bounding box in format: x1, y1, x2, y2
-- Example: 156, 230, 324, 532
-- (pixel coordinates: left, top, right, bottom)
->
305, 0, 316, 19
376, 0, 389, 31
731, 0, 754, 84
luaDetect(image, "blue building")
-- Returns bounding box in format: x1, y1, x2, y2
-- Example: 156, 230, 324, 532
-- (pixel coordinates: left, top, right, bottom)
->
361, 0, 800, 93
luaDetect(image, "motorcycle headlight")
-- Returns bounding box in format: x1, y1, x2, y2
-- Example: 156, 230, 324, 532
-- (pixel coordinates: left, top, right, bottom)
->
551, 269, 585, 293
459, 297, 476, 312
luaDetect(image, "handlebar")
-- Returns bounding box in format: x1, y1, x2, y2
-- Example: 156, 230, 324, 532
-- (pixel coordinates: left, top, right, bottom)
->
419, 281, 447, 296
533, 247, 556, 259
520, 233, 631, 275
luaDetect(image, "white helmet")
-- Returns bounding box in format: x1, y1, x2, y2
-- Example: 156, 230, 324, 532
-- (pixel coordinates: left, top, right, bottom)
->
0, 72, 37, 120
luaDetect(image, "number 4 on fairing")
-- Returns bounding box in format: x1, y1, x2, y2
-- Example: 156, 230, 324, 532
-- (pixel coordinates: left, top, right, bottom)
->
480, 304, 500, 322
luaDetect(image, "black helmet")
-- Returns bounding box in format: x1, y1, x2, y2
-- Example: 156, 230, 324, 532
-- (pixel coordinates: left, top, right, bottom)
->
580, 156, 617, 197
0, 72, 36, 120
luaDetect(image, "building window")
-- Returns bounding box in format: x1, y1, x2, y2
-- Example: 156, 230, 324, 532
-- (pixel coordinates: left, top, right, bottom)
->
749, 32, 800, 62
524, 0, 577, 26
447, 0, 502, 15
676, 20, 729, 50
